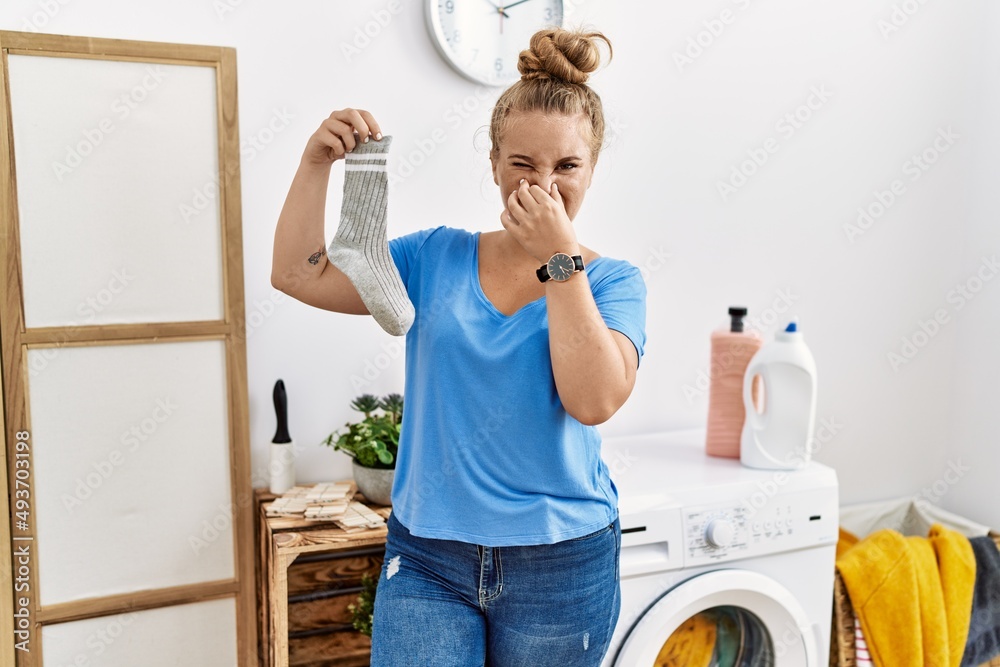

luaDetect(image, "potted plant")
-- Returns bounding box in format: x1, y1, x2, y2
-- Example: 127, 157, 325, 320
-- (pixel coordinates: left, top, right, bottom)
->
321, 393, 402, 506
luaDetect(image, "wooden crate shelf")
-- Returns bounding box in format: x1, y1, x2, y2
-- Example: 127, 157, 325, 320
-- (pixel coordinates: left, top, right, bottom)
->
255, 487, 389, 667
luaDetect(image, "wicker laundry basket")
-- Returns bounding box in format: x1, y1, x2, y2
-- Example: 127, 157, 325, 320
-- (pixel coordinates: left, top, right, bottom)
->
830, 531, 1000, 667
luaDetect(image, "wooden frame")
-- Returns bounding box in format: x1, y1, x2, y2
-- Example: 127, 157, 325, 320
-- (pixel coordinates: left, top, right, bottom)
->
0, 31, 255, 665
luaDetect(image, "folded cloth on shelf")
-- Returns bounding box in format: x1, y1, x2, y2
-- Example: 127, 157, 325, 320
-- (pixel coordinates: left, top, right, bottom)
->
961, 535, 1000, 666
836, 523, 976, 667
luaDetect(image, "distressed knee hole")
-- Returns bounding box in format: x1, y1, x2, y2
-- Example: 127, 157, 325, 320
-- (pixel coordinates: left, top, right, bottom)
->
386, 555, 401, 579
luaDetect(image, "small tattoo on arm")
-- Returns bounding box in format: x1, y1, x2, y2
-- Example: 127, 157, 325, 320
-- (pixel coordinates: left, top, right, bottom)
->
307, 250, 324, 265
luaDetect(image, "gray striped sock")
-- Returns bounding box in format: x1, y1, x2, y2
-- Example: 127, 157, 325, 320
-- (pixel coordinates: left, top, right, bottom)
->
327, 136, 414, 336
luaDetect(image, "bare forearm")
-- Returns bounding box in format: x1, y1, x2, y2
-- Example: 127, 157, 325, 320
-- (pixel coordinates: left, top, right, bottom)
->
271, 158, 334, 291
546, 274, 633, 425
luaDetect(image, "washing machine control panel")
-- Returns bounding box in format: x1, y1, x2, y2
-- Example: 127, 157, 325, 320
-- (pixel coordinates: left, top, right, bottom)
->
682, 491, 833, 566
704, 517, 736, 548
683, 506, 750, 562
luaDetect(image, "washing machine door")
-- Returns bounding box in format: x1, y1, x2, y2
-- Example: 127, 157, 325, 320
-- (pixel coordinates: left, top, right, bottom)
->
613, 569, 818, 666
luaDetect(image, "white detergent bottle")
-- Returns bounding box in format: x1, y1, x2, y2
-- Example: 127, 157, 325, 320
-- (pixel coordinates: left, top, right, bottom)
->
740, 318, 817, 470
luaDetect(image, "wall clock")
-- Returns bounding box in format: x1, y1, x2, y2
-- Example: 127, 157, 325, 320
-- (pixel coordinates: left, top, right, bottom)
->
425, 0, 564, 86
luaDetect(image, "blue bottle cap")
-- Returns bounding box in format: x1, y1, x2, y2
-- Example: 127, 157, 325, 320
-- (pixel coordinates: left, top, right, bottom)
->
784, 320, 798, 333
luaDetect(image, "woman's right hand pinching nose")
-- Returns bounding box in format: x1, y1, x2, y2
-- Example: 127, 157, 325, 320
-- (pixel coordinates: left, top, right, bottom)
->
303, 108, 384, 166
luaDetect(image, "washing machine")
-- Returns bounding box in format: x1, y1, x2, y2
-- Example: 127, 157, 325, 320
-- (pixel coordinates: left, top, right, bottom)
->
599, 429, 838, 666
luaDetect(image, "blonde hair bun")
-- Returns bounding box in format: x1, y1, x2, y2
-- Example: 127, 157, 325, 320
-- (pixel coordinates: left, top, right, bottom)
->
517, 28, 612, 85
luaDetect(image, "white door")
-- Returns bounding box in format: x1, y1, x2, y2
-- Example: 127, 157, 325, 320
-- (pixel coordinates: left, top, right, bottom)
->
612, 570, 818, 666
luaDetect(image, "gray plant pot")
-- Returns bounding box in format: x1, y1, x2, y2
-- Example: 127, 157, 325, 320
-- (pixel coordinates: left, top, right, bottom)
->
351, 460, 394, 506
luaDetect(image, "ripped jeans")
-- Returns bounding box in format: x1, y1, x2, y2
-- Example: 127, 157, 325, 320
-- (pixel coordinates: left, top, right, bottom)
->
370, 512, 621, 667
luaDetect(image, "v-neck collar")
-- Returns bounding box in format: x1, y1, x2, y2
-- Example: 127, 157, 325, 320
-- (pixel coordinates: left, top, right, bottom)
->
470, 231, 546, 320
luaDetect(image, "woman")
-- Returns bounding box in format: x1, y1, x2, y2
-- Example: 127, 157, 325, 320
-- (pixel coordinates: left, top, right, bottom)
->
271, 28, 646, 667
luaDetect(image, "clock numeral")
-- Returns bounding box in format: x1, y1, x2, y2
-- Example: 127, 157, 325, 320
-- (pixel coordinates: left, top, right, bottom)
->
453, 29, 461, 44
544, 7, 553, 21
495, 57, 503, 72
445, 0, 454, 13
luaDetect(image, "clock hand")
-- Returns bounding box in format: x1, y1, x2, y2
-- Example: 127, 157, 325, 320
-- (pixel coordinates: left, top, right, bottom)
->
483, 0, 510, 18
503, 0, 533, 10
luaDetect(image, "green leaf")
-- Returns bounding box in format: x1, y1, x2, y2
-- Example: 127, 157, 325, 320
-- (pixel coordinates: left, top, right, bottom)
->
380, 393, 404, 422
350, 573, 378, 636
321, 393, 403, 470
351, 394, 381, 416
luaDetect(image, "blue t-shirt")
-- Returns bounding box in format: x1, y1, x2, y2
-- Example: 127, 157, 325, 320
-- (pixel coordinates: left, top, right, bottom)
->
387, 226, 646, 546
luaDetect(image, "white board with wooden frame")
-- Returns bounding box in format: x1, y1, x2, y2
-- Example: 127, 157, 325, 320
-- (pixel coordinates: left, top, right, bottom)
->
0, 31, 255, 666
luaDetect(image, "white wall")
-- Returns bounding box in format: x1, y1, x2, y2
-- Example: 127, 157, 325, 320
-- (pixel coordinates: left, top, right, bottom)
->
2, 1, 997, 527
942, 1, 1000, 531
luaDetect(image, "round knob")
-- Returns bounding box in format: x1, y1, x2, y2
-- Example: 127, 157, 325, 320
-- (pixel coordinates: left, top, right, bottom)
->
705, 519, 735, 548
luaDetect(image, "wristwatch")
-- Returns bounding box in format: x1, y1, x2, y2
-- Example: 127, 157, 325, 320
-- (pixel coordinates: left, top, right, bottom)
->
536, 253, 585, 283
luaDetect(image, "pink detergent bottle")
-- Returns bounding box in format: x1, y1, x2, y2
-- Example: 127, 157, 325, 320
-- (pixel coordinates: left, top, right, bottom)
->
705, 307, 762, 458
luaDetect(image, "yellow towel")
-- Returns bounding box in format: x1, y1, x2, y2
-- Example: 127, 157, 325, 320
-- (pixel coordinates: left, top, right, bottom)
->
836, 523, 976, 667
907, 535, 948, 665
654, 611, 716, 667
930, 524, 977, 666
837, 526, 859, 560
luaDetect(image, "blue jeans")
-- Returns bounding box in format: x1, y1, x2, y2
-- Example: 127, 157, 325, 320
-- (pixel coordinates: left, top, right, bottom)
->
370, 512, 621, 666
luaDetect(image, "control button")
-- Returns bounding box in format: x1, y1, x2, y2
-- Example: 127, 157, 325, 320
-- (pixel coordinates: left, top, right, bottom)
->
705, 519, 736, 549
776, 519, 784, 529
765, 520, 773, 530
753, 522, 762, 532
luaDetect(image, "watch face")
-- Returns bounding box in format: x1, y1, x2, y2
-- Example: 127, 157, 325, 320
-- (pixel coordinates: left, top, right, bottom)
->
547, 253, 576, 282
426, 0, 564, 86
